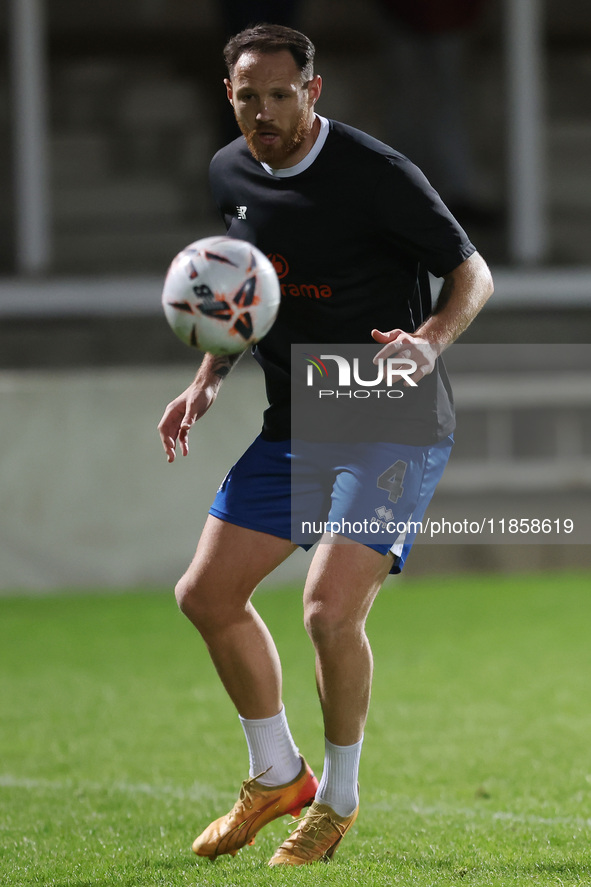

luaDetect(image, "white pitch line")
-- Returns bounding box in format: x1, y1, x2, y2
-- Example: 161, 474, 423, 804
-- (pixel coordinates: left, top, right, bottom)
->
368, 798, 591, 830
0, 773, 217, 801
2, 774, 590, 830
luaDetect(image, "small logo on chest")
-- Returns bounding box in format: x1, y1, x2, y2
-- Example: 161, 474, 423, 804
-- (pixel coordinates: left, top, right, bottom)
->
236, 205, 247, 220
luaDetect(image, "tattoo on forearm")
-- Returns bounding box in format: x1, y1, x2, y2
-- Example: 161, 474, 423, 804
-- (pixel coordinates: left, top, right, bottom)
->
211, 353, 240, 379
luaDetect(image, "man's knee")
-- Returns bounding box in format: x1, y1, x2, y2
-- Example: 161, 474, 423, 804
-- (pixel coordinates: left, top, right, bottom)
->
174, 567, 253, 635
174, 572, 200, 617
174, 568, 219, 628
304, 597, 359, 646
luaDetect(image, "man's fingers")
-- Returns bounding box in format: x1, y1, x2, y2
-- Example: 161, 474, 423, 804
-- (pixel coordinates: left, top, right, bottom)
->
157, 416, 177, 462
371, 327, 405, 342
158, 417, 188, 462
404, 363, 429, 386
371, 328, 393, 343
157, 388, 210, 464
178, 418, 194, 457
160, 434, 177, 463
373, 340, 405, 363
372, 329, 410, 363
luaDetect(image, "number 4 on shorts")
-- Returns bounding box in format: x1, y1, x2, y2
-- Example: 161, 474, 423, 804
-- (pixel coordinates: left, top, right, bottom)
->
377, 459, 407, 503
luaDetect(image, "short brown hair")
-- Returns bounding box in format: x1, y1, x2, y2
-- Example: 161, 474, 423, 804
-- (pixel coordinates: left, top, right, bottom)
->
223, 23, 315, 82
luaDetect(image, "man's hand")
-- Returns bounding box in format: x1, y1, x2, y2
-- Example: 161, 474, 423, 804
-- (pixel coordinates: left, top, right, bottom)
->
157, 381, 219, 463
157, 351, 242, 463
371, 328, 440, 385
371, 252, 494, 385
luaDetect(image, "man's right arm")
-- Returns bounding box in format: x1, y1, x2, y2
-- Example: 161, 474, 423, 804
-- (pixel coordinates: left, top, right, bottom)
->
157, 351, 241, 463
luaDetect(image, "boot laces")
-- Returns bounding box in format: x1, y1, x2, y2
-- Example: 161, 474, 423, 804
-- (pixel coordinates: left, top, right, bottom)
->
284, 808, 345, 859
233, 768, 273, 813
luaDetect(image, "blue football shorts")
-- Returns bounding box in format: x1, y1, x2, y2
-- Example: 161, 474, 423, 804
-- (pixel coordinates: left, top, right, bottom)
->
209, 434, 452, 574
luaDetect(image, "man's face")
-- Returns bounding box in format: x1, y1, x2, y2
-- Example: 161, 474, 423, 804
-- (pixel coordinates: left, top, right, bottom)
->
225, 50, 321, 168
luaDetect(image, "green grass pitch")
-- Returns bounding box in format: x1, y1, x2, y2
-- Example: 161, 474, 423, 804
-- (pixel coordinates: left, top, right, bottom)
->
2, 570, 591, 886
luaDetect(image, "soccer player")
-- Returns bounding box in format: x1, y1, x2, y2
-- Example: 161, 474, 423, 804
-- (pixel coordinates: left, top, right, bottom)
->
157, 23, 493, 866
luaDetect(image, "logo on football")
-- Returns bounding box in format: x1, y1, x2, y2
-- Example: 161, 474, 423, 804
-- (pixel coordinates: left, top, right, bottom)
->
161, 236, 281, 355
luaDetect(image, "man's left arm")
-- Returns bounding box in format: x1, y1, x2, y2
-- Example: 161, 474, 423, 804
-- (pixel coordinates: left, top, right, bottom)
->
372, 251, 494, 383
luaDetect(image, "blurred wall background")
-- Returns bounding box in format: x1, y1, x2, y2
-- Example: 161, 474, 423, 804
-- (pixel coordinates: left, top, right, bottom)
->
0, 0, 590, 589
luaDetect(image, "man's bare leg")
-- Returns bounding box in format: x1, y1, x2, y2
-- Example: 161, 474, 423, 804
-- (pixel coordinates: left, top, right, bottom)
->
176, 516, 319, 859
303, 535, 393, 746
175, 514, 298, 719
302, 536, 392, 819
269, 537, 392, 865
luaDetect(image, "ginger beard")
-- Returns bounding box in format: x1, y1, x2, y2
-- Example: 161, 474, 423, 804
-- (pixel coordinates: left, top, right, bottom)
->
236, 108, 313, 167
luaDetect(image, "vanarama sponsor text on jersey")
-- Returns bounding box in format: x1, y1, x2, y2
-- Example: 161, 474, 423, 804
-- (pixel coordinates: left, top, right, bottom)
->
281, 282, 333, 299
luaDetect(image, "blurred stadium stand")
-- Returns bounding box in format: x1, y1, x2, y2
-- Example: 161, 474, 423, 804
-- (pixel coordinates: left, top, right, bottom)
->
0, 0, 590, 588
1, 0, 591, 277
0, 0, 590, 353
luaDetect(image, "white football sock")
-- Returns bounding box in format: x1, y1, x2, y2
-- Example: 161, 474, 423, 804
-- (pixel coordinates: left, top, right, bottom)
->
239, 706, 302, 787
316, 736, 363, 817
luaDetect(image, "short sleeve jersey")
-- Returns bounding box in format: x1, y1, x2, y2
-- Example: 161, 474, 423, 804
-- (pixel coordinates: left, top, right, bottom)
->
209, 117, 476, 444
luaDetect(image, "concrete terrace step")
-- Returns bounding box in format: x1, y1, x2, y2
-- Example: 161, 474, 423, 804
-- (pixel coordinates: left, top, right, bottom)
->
50, 219, 220, 273
53, 177, 186, 226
